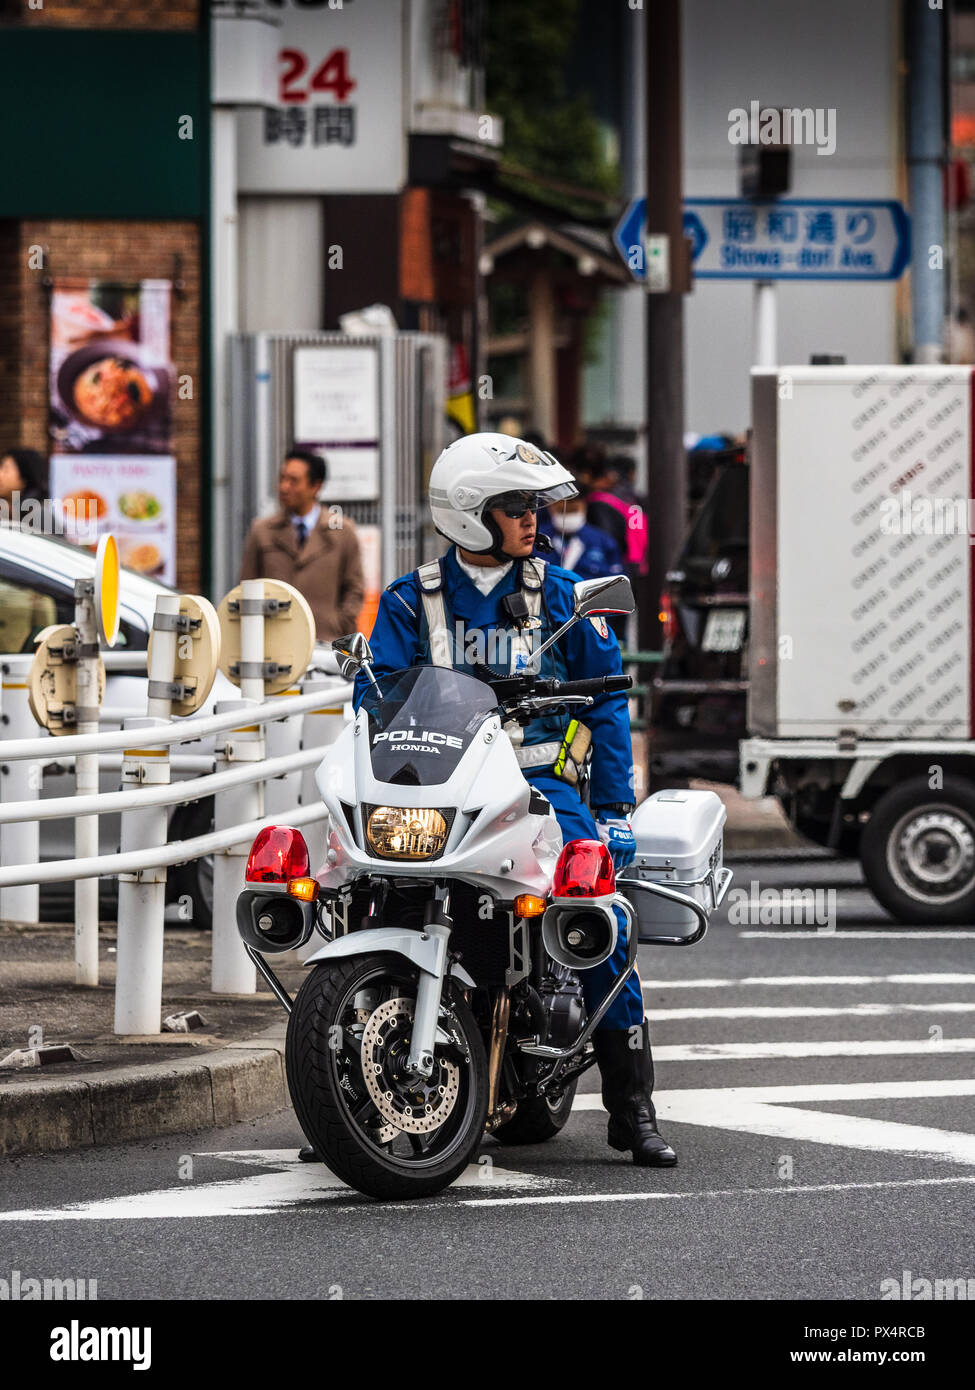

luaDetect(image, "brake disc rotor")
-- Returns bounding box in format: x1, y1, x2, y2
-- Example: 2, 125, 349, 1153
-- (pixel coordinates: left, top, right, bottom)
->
360, 996, 460, 1135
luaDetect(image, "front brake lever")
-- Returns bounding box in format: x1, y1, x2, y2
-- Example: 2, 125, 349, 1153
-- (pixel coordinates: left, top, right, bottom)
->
501, 695, 593, 726
520, 695, 594, 713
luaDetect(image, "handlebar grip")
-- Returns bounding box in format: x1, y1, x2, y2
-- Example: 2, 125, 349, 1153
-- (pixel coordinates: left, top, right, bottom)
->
555, 675, 633, 697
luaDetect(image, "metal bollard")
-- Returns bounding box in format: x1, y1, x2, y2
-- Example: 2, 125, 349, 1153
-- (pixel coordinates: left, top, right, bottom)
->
293, 678, 346, 963
0, 655, 42, 923
113, 592, 180, 1034
299, 680, 347, 806
298, 678, 347, 872
210, 578, 268, 994
114, 724, 170, 1035
73, 578, 101, 987
238, 578, 269, 705
264, 686, 303, 816
211, 704, 263, 994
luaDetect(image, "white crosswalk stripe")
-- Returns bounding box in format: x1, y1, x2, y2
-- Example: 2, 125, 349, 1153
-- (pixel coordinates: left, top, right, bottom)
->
737, 930, 975, 939
644, 1000, 975, 1020
642, 973, 975, 990
625, 963, 975, 1167
653, 1038, 975, 1061
0, 1152, 558, 1222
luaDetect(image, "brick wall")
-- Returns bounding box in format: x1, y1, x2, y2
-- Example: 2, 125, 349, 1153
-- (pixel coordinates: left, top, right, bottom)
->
0, 223, 24, 451
1, 220, 203, 592
16, 0, 200, 30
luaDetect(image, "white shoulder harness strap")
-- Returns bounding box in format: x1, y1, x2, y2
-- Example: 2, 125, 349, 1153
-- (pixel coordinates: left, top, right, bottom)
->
510, 557, 546, 673
417, 559, 453, 668
417, 556, 548, 673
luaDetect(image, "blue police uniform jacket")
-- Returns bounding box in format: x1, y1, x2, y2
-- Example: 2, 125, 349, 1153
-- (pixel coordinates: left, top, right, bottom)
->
354, 546, 634, 810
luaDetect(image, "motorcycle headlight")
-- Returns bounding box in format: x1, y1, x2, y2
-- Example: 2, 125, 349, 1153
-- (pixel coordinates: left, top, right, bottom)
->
366, 806, 448, 860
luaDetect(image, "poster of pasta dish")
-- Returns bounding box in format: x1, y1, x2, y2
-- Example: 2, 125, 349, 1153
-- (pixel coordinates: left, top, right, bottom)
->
49, 279, 178, 584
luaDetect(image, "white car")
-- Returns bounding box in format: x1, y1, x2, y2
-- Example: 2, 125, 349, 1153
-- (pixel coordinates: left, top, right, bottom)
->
0, 525, 336, 926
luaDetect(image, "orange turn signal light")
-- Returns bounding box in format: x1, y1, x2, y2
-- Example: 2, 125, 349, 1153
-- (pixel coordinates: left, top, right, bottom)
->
287, 877, 319, 902
514, 893, 547, 918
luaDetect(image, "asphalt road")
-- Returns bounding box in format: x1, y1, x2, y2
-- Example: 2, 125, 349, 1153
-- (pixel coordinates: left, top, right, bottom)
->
3, 856, 975, 1302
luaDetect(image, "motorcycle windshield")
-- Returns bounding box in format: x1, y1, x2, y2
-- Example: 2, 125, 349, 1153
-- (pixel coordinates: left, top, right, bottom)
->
361, 665, 498, 786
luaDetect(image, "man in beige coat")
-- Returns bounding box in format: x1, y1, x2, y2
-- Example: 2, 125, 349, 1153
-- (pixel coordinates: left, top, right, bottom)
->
240, 449, 365, 641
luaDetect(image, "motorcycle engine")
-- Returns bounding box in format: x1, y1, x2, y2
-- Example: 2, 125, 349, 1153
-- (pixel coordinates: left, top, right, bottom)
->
540, 970, 586, 1049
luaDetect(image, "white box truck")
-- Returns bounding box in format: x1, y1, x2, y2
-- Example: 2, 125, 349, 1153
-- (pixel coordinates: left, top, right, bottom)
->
740, 365, 975, 923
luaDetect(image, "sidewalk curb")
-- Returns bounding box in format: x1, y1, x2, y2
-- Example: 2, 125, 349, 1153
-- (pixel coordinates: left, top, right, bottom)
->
0, 1025, 288, 1159
725, 829, 810, 853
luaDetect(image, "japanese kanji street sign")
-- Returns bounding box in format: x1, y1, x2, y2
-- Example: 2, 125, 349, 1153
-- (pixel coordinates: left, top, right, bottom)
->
237, 0, 405, 195
614, 197, 910, 282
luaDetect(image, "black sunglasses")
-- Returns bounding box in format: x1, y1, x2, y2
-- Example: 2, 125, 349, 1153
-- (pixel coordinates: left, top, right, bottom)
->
488, 491, 539, 518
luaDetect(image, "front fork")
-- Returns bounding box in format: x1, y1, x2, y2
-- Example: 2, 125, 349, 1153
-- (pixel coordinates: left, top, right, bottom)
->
406, 886, 453, 1078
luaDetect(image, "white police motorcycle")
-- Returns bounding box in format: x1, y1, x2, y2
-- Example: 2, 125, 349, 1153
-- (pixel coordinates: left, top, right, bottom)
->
236, 576, 731, 1200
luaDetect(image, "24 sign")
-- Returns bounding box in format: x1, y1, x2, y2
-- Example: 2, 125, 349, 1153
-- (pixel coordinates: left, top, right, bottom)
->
279, 48, 356, 105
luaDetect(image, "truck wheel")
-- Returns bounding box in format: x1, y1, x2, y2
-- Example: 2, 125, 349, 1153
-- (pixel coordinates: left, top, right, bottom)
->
861, 777, 975, 925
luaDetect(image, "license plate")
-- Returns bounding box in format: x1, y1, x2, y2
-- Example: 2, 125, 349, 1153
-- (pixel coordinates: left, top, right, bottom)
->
701, 608, 746, 652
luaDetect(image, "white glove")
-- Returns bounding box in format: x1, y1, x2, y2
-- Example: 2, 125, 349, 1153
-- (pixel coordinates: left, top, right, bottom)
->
595, 816, 636, 870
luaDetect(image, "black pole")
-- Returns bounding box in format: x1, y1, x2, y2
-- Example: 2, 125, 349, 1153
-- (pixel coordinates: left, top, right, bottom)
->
642, 0, 687, 651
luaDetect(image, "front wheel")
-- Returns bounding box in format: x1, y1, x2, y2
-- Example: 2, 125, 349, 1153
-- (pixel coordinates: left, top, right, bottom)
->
286, 954, 489, 1200
861, 776, 975, 925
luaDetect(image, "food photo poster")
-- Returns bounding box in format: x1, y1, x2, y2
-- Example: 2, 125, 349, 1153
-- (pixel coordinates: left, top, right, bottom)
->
48, 279, 177, 583
51, 455, 177, 585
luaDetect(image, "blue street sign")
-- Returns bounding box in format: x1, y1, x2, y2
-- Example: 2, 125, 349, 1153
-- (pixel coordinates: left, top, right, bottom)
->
614, 197, 910, 282
612, 198, 649, 278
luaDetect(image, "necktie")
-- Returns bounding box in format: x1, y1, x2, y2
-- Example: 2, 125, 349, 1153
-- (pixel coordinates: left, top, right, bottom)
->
296, 520, 307, 547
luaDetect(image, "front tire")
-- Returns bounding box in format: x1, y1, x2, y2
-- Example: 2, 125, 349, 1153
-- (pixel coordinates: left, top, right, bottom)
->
861, 776, 975, 925
286, 954, 489, 1200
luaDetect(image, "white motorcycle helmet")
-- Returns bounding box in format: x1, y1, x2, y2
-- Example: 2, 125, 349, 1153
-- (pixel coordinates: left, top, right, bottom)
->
429, 432, 578, 558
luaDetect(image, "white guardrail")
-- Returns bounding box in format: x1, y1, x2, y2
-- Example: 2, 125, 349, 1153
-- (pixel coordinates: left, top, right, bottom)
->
0, 575, 353, 1036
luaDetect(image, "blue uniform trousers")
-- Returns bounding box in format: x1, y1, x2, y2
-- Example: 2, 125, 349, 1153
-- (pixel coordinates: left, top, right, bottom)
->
527, 773, 645, 1033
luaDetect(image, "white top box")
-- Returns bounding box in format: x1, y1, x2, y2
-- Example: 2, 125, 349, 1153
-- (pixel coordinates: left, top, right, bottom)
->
630, 789, 727, 872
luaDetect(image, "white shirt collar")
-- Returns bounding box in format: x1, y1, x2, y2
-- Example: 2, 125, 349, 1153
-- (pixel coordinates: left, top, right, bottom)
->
291, 503, 320, 535
455, 552, 513, 595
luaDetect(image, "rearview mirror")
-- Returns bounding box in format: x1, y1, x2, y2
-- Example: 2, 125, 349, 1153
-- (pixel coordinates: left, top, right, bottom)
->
573, 575, 634, 618
330, 632, 374, 679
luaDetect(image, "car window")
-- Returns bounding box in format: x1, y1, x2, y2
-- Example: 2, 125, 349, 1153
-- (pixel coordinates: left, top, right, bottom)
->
0, 559, 145, 654
681, 466, 749, 561
0, 577, 59, 653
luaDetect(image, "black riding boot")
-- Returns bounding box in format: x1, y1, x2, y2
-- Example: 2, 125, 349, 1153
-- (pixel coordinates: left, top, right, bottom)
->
591, 1021, 677, 1167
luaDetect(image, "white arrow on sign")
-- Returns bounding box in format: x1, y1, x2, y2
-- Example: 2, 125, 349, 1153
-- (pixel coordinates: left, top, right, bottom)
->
0, 1151, 559, 1223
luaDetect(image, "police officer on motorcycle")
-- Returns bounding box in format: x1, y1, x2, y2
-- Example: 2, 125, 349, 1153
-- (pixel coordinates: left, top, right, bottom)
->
325, 433, 677, 1167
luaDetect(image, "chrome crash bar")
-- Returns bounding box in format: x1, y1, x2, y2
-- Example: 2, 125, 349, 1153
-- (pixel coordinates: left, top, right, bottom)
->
616, 863, 734, 947
518, 892, 639, 1062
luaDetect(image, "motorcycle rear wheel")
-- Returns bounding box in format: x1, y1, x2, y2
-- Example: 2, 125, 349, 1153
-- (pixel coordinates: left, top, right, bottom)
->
286, 954, 488, 1200
493, 1079, 578, 1145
